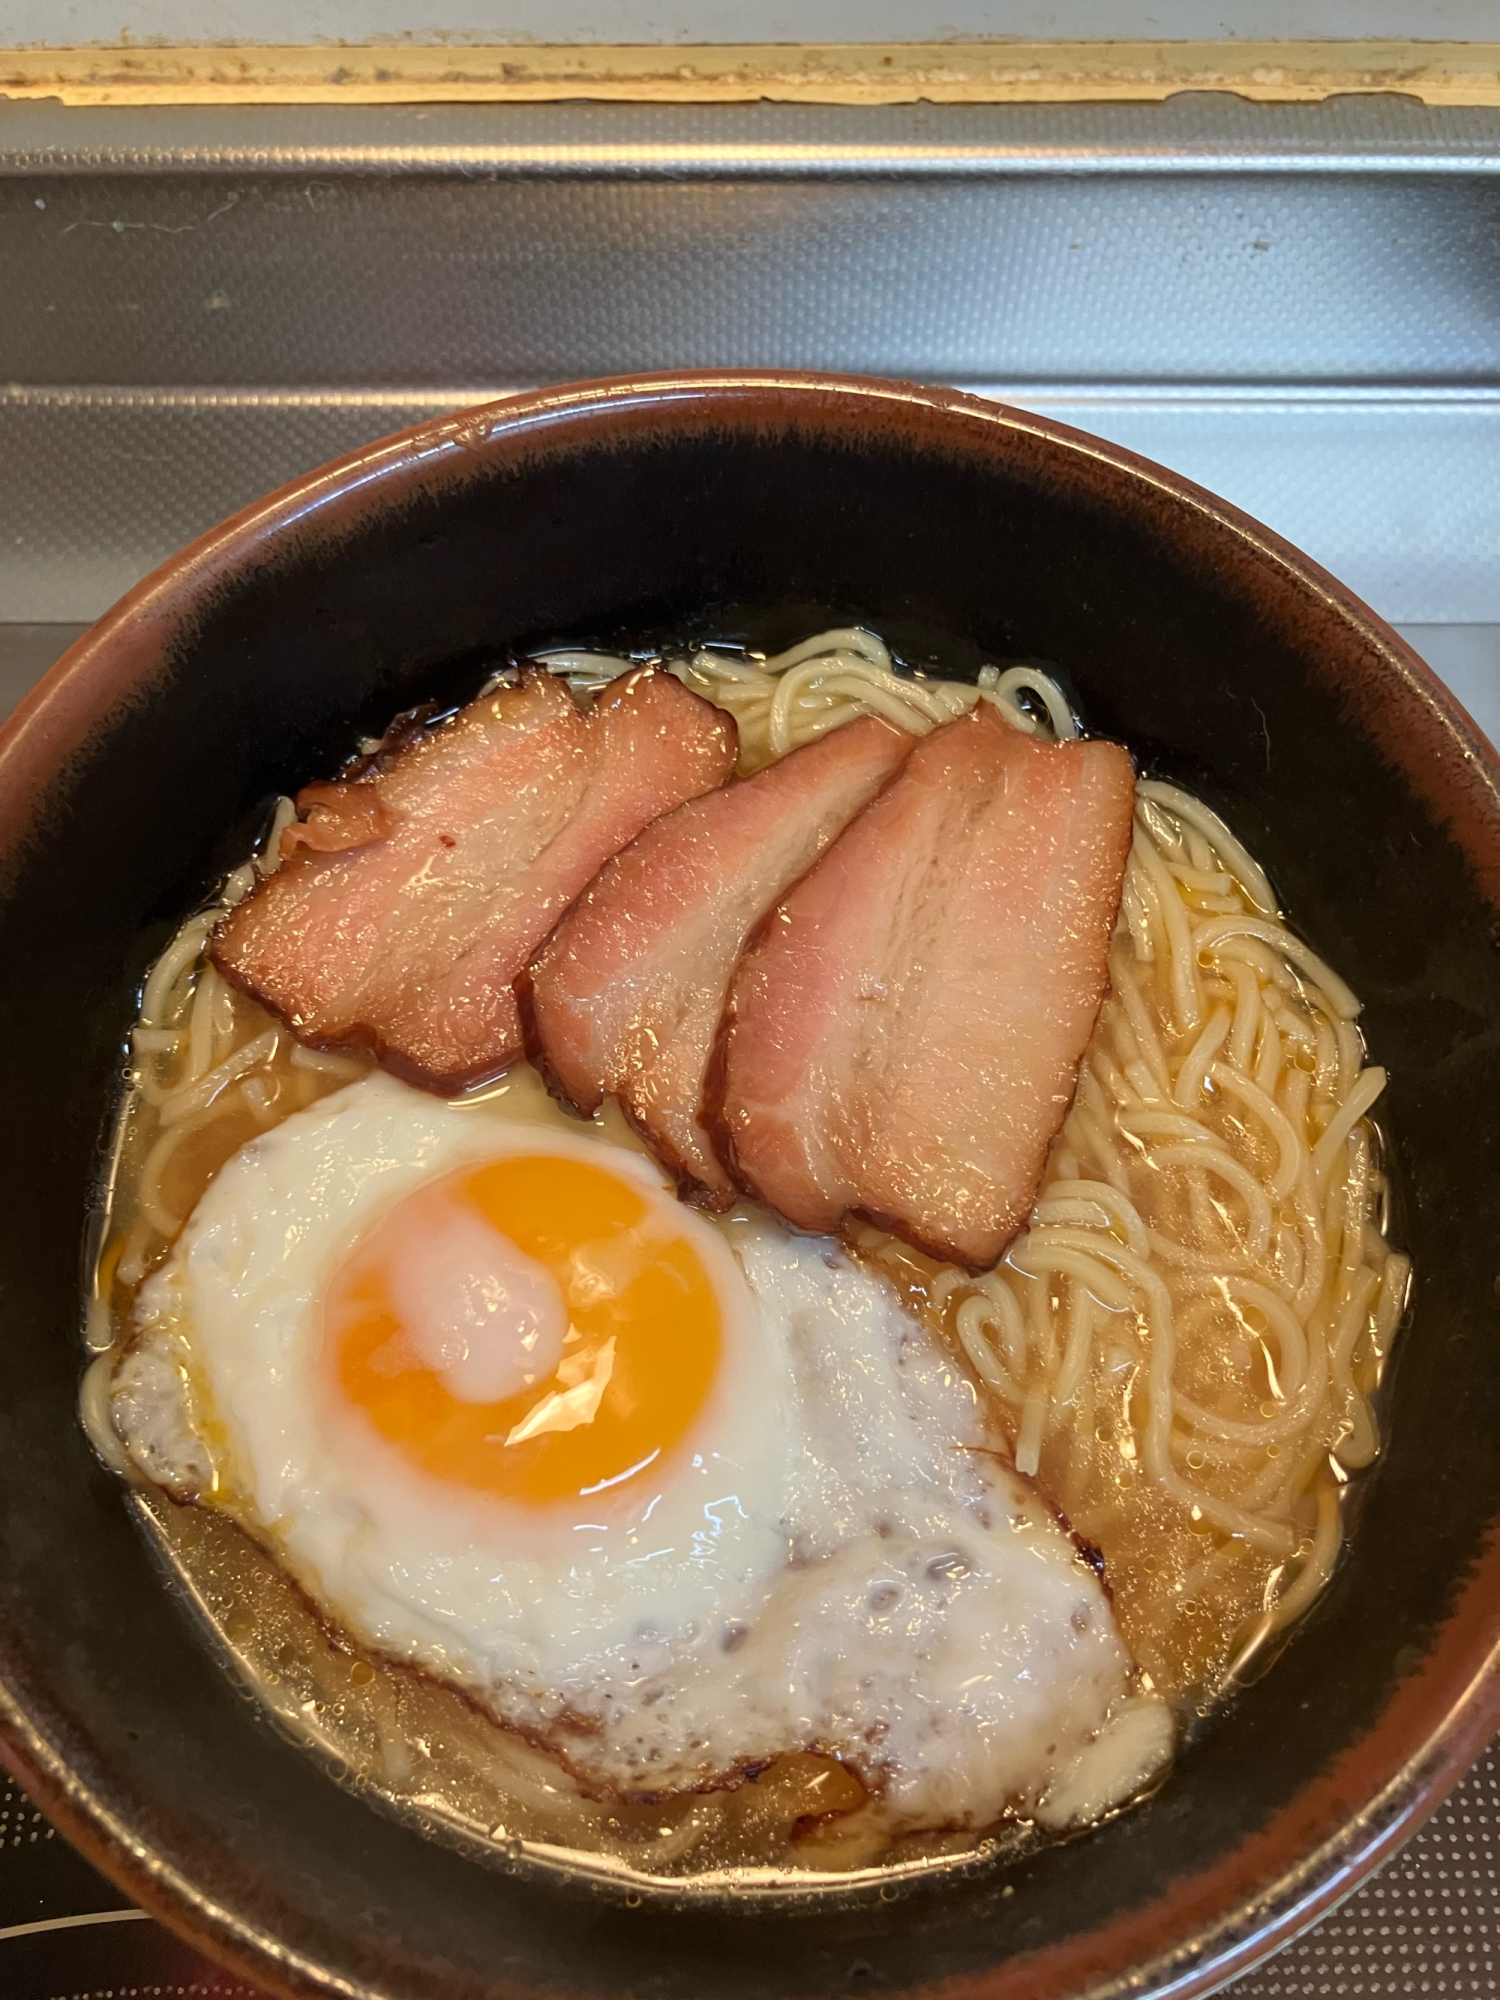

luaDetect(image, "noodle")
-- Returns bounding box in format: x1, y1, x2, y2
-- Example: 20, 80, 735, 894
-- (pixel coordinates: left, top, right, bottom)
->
661, 630, 1078, 773
858, 749, 1399, 1695
90, 626, 1407, 1861
1136, 781, 1277, 915
98, 801, 365, 1292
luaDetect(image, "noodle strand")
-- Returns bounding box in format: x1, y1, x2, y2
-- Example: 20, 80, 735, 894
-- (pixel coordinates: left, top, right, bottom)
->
102, 629, 1405, 1722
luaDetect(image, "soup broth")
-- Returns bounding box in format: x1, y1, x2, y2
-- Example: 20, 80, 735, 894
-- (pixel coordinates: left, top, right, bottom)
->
83, 629, 1407, 1891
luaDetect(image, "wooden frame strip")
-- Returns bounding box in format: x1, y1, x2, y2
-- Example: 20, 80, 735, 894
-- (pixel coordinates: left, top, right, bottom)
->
2, 40, 1500, 110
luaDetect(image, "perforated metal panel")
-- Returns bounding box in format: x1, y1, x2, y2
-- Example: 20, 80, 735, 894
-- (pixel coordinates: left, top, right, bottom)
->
5, 383, 1499, 626
1235, 1747, 1500, 1998
3, 96, 1500, 626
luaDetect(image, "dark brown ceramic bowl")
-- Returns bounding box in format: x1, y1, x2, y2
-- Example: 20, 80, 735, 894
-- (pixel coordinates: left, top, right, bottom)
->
1, 372, 1498, 2000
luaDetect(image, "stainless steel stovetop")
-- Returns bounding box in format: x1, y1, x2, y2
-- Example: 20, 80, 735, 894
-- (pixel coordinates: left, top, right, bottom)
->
1, 89, 1496, 1998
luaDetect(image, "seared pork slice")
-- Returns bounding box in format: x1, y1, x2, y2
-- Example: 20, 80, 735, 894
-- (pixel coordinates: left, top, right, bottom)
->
712, 703, 1135, 1268
524, 716, 913, 1201
213, 667, 736, 1093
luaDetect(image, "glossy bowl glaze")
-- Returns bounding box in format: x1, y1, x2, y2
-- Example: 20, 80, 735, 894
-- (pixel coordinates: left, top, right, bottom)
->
1, 373, 1498, 2000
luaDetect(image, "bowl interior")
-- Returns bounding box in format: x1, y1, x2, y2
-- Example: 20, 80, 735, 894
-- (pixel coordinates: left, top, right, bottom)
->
1, 378, 1499, 2000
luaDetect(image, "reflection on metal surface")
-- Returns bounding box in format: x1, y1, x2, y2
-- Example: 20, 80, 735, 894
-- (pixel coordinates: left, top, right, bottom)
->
2, 383, 1496, 626
1389, 626, 1500, 750
2, 99, 1499, 626
6, 101, 1500, 390
6, 95, 1500, 172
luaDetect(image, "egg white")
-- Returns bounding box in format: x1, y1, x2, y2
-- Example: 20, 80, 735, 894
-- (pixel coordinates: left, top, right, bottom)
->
112, 1067, 1171, 1832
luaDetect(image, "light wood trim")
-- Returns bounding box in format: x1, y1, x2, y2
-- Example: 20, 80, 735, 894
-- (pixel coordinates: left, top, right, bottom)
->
2, 39, 1500, 109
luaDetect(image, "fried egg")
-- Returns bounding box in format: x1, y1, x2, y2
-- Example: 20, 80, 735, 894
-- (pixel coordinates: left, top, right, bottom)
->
111, 1066, 1170, 1835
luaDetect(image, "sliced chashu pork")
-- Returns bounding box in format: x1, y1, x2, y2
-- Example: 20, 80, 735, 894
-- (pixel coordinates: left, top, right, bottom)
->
711, 702, 1135, 1268
213, 666, 736, 1093
523, 715, 913, 1201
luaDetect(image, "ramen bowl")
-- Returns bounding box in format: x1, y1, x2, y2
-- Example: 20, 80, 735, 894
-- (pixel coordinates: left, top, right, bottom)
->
0, 372, 1497, 2000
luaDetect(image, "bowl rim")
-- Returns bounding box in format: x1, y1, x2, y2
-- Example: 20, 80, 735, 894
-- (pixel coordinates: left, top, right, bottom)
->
2, 367, 1498, 2000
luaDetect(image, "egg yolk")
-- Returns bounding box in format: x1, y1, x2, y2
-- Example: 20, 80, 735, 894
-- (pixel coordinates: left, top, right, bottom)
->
326, 1154, 722, 1504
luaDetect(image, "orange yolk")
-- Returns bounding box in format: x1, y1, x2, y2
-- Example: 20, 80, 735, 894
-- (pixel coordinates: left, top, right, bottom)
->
327, 1155, 722, 1504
